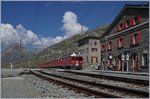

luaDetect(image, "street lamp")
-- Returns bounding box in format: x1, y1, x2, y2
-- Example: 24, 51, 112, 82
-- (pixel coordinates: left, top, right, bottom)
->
121, 54, 125, 71
121, 53, 130, 71
126, 53, 129, 71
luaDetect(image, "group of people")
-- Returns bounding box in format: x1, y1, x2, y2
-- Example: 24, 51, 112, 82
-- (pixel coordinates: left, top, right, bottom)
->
107, 64, 116, 71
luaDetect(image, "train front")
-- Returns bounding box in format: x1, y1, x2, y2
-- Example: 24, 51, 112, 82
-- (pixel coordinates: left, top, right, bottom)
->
70, 52, 83, 69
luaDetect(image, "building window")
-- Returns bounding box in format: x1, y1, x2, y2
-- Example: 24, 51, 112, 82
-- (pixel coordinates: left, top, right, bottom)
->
126, 20, 130, 28
94, 41, 97, 46
117, 37, 124, 48
87, 56, 88, 62
135, 15, 141, 24
142, 54, 148, 67
86, 48, 89, 52
117, 15, 141, 32
122, 21, 127, 30
91, 57, 98, 64
91, 48, 97, 52
130, 32, 141, 46
129, 18, 136, 26
107, 41, 112, 51
90, 41, 92, 46
117, 23, 122, 32
101, 44, 105, 52
83, 49, 85, 53
129, 16, 140, 26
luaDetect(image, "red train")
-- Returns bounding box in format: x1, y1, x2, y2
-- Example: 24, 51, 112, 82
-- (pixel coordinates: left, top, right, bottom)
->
38, 52, 83, 69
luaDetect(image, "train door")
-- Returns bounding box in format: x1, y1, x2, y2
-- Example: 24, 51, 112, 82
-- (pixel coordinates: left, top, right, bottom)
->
75, 56, 79, 66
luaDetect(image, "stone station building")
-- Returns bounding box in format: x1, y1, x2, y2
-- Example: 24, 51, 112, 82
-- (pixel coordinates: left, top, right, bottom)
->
100, 4, 149, 72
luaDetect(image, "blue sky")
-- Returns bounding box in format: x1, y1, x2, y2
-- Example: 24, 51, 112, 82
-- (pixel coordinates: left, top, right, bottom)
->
1, 1, 148, 49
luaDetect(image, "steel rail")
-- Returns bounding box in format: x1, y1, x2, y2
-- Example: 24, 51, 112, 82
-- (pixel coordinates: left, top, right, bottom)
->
38, 70, 149, 97
31, 70, 122, 98
64, 70, 149, 85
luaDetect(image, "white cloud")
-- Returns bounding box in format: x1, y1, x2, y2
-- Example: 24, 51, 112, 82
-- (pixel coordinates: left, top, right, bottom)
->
61, 11, 88, 38
1, 11, 88, 50
1, 23, 63, 49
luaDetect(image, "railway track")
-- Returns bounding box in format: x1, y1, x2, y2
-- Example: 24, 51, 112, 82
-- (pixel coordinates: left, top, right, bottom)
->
30, 69, 149, 98
63, 70, 149, 85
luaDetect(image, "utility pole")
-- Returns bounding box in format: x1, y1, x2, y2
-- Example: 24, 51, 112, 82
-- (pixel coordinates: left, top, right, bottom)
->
20, 40, 23, 61
29, 47, 31, 69
11, 52, 13, 69
47, 48, 49, 62
20, 40, 24, 69
81, 26, 83, 33
20, 40, 22, 58
105, 36, 108, 70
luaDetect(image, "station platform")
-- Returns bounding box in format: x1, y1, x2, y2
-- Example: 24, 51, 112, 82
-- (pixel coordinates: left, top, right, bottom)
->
92, 70, 149, 76
62, 69, 149, 82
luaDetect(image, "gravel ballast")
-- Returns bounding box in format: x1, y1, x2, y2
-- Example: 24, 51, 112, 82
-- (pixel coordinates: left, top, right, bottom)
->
23, 74, 90, 98
1, 73, 90, 98
1, 76, 41, 98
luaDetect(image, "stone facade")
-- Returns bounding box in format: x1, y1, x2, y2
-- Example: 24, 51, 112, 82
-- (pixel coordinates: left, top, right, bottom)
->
100, 4, 149, 72
77, 36, 100, 67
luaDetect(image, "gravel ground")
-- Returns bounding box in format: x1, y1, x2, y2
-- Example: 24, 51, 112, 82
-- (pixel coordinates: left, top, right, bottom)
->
1, 69, 92, 98
1, 76, 41, 98
23, 74, 91, 98
1, 68, 26, 78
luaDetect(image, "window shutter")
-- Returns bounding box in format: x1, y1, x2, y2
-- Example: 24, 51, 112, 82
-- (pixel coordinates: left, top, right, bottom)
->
101, 45, 104, 51
122, 37, 124, 47
130, 34, 134, 45
110, 41, 112, 49
107, 43, 109, 50
130, 18, 134, 26
122, 21, 126, 29
117, 38, 119, 48
137, 32, 141, 44
103, 45, 105, 51
117, 24, 120, 32
137, 15, 141, 24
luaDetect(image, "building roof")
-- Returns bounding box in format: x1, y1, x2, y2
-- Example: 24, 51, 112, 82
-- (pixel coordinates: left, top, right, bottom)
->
77, 36, 100, 43
102, 3, 149, 38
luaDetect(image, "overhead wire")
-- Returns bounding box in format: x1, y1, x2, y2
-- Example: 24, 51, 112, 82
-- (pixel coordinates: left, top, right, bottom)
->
101, 2, 127, 24
80, 2, 98, 23
33, 2, 40, 33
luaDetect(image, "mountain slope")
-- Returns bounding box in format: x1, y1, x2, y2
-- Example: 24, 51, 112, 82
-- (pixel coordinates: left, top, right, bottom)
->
2, 24, 109, 68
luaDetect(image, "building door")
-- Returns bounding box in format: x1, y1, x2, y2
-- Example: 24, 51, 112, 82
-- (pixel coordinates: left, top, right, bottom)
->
91, 57, 97, 64
131, 53, 138, 72
113, 57, 117, 71
124, 62, 127, 71
117, 55, 122, 71
142, 54, 148, 66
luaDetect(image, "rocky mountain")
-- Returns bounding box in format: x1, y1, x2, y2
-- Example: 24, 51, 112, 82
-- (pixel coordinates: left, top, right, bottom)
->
37, 24, 109, 59
1, 24, 109, 68
1, 43, 37, 65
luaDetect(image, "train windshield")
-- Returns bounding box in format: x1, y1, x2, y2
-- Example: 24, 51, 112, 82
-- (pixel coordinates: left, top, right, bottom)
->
79, 57, 83, 61
72, 56, 83, 60
72, 57, 76, 60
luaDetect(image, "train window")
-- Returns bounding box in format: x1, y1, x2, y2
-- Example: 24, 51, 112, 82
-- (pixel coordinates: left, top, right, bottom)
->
76, 57, 79, 60
72, 57, 76, 60
79, 57, 83, 60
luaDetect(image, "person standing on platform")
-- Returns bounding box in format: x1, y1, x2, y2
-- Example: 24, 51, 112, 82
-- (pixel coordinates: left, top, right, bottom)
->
9, 63, 13, 70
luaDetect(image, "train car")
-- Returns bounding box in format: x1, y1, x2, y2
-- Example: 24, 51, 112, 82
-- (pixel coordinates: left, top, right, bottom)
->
69, 55, 83, 69
38, 62, 51, 68
38, 52, 83, 69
